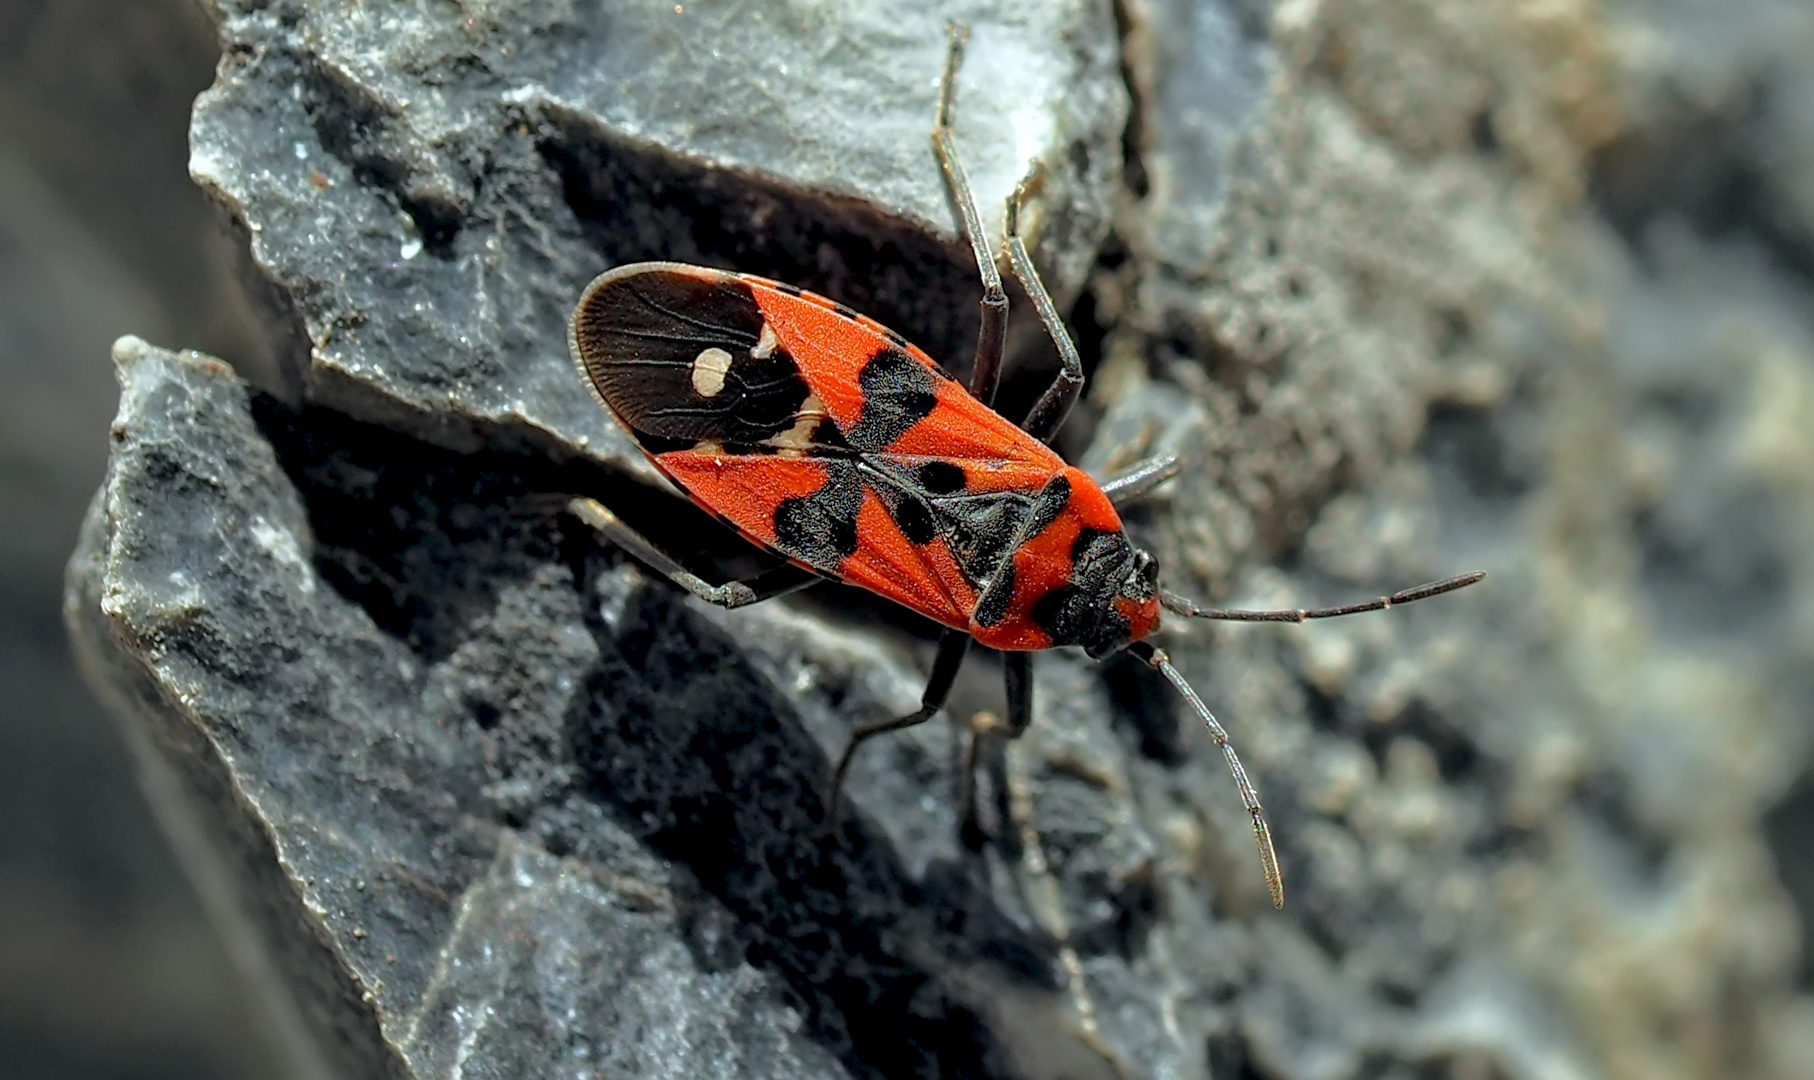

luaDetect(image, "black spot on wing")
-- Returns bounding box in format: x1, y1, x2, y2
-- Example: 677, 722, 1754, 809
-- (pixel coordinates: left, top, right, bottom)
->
572, 268, 810, 446
853, 460, 949, 548
847, 347, 939, 451
917, 461, 966, 494
809, 417, 853, 453
772, 461, 863, 571
891, 492, 938, 545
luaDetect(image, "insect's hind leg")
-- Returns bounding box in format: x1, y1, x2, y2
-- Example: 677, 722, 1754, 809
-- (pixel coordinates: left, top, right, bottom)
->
933, 23, 1009, 409
568, 497, 821, 609
830, 629, 972, 812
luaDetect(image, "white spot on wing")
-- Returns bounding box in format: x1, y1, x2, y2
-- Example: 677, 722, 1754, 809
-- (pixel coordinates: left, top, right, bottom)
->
751, 322, 780, 359
691, 347, 732, 397
766, 390, 829, 458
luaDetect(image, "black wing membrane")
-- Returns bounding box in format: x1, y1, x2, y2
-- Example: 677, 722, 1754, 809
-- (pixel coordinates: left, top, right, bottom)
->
571, 265, 818, 447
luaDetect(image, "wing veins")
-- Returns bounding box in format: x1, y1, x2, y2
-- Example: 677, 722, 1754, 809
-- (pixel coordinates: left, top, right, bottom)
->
627, 282, 758, 343
598, 325, 743, 349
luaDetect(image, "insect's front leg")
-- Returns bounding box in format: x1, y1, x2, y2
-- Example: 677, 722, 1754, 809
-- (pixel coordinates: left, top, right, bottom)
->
1099, 453, 1183, 508
961, 652, 1036, 850
568, 497, 820, 609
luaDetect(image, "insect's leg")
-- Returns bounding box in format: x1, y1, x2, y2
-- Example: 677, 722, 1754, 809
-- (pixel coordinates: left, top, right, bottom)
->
958, 651, 1034, 849
568, 497, 821, 609
1003, 171, 1086, 443
932, 23, 1009, 408
830, 629, 972, 810
1099, 453, 1182, 508
977, 652, 1038, 848
1002, 651, 1034, 739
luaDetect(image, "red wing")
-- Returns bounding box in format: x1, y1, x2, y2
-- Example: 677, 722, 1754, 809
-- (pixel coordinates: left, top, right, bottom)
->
744, 278, 1064, 466
655, 450, 973, 629
573, 262, 1075, 631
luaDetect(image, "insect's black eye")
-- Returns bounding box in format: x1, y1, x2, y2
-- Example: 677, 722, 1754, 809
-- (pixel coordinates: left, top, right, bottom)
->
1122, 549, 1159, 600
917, 461, 967, 494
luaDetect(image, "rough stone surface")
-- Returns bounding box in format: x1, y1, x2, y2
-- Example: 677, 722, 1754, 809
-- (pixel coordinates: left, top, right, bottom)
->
190, 0, 1127, 475
70, 339, 851, 1080
64, 1, 1814, 1079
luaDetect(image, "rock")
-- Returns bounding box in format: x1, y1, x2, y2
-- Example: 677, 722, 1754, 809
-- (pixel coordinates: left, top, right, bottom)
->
67, 1, 1814, 1079
189, 0, 1127, 478
69, 338, 853, 1079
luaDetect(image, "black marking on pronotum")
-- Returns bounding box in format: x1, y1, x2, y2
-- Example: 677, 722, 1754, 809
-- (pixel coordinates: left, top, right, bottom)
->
772, 461, 864, 571
1031, 528, 1139, 654
1023, 474, 1072, 540
575, 269, 813, 446
847, 347, 939, 451
917, 461, 966, 494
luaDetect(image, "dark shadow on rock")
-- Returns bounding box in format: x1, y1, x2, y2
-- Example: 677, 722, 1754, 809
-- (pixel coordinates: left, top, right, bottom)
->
247, 391, 1058, 1079
569, 570, 1057, 1079
539, 104, 981, 376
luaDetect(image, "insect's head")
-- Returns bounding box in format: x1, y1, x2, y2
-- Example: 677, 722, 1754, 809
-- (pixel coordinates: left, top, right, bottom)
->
1079, 542, 1162, 658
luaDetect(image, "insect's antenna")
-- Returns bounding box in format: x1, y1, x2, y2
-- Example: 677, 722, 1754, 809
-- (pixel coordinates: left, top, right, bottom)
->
1126, 641, 1283, 909
1161, 571, 1485, 624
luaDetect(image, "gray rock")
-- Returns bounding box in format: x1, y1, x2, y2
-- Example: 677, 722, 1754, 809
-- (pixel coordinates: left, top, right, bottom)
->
69, 338, 851, 1080
66, 1, 1814, 1079
190, 0, 1127, 477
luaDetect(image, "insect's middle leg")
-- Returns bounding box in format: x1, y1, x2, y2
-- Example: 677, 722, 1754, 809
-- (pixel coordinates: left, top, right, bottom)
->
830, 629, 972, 810
935, 24, 1085, 442
1002, 176, 1086, 443
568, 497, 821, 609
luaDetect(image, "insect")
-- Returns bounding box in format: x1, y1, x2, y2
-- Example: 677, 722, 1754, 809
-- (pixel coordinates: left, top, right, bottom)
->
565, 25, 1482, 908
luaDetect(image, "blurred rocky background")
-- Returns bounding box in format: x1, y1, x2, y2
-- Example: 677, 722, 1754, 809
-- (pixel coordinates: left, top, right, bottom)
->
0, 1, 280, 1078
6, 1, 1814, 1079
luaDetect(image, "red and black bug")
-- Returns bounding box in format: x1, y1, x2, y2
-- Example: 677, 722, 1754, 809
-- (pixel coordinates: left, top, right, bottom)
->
565, 25, 1481, 908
